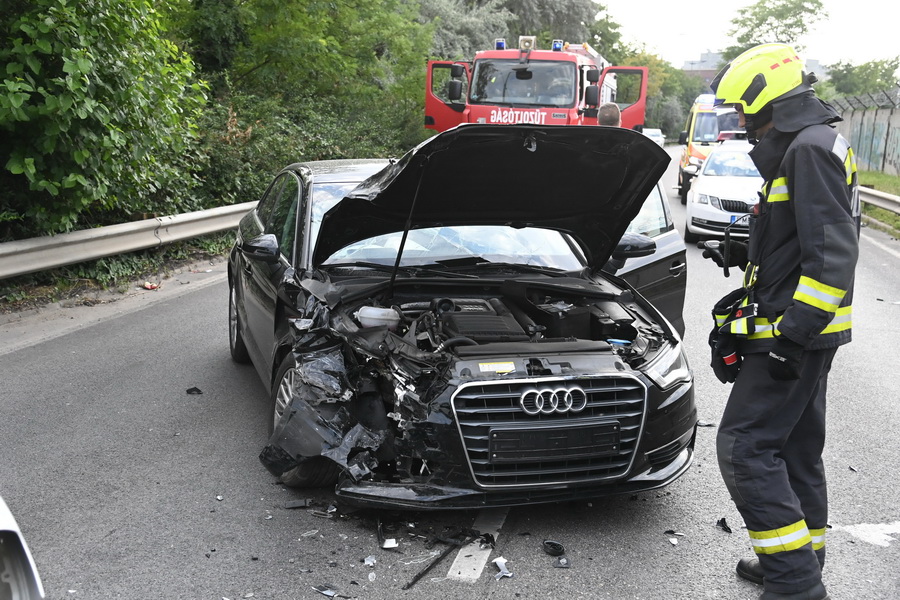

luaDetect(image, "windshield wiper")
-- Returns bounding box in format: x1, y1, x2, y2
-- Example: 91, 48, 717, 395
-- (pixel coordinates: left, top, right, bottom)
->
468, 260, 570, 277
322, 261, 478, 279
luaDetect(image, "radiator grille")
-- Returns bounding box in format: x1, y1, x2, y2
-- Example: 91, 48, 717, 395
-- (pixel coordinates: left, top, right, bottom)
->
451, 377, 647, 488
719, 198, 755, 213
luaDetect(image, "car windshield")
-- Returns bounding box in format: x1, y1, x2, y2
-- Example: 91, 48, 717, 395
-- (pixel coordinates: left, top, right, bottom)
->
702, 150, 760, 177
693, 111, 740, 142
310, 184, 584, 270
469, 59, 576, 107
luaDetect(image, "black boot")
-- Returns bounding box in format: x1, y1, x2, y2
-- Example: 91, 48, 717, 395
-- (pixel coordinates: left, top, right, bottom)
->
737, 557, 764, 585
759, 581, 829, 600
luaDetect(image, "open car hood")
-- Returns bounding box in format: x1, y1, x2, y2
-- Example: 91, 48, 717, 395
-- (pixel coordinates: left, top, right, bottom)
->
313, 124, 670, 269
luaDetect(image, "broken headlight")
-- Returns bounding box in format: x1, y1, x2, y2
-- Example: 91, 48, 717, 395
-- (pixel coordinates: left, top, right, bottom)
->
644, 342, 692, 390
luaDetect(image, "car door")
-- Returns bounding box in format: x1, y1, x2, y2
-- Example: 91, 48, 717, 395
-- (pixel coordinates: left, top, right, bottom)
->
241, 172, 302, 376
617, 182, 688, 337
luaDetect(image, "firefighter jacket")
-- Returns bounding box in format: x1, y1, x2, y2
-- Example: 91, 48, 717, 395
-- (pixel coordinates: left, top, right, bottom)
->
734, 98, 860, 354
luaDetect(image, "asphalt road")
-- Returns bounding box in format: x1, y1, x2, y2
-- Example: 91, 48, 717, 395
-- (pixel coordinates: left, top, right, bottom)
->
1, 149, 898, 600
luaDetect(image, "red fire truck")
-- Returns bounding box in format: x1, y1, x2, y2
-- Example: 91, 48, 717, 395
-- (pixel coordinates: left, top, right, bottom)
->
425, 36, 648, 133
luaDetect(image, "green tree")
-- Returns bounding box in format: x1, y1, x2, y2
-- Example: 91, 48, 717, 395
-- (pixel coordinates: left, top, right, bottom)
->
0, 0, 206, 239
826, 58, 900, 95
723, 0, 826, 62
499, 0, 596, 43
587, 4, 629, 66
421, 0, 512, 60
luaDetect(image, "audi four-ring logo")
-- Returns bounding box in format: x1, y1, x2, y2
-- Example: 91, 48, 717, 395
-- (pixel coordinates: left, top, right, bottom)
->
519, 386, 588, 415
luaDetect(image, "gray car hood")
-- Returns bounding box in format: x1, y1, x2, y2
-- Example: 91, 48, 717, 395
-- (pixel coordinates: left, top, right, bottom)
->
314, 124, 670, 269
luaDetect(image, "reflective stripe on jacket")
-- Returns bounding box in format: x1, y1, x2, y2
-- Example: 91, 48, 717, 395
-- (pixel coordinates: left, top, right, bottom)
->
741, 124, 860, 353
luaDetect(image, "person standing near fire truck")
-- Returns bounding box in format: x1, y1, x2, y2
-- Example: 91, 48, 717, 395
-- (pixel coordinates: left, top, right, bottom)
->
703, 43, 859, 600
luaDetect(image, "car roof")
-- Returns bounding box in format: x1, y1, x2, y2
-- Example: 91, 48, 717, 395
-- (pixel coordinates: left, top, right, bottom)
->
284, 158, 392, 184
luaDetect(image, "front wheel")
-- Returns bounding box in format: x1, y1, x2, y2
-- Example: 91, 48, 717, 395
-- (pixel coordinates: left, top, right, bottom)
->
229, 281, 250, 364
270, 354, 340, 488
682, 220, 700, 244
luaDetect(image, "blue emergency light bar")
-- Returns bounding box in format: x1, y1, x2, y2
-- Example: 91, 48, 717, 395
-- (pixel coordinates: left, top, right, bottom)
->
495, 38, 506, 50
551, 39, 564, 51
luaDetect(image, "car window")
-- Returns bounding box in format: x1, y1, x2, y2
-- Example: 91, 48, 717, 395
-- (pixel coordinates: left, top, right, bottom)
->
703, 150, 760, 177
625, 184, 670, 238
255, 175, 285, 227
323, 225, 584, 270
264, 174, 301, 260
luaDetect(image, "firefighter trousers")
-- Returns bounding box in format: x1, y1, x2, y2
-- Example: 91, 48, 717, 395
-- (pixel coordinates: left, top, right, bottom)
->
717, 348, 837, 594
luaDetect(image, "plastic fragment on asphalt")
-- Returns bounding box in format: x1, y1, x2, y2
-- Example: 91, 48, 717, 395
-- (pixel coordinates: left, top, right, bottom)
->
493, 556, 513, 580
311, 510, 334, 519
216, 495, 224, 501
285, 499, 311, 509
717, 518, 733, 533
697, 420, 716, 427
849, 465, 859, 472
187, 387, 203, 395
479, 533, 496, 549
300, 530, 319, 537
311, 584, 352, 598
368, 572, 376, 582
363, 555, 376, 567
664, 530, 685, 536
542, 539, 565, 556
554, 556, 571, 568
668, 538, 678, 545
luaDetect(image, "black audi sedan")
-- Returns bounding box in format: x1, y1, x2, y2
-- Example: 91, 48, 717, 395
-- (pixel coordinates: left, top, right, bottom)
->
228, 124, 696, 509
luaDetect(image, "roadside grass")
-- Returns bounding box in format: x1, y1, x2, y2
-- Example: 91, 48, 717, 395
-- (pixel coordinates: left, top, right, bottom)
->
859, 170, 900, 237
0, 232, 235, 313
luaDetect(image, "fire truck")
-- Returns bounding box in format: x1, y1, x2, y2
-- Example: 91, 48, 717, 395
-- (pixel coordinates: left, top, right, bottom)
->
425, 36, 648, 132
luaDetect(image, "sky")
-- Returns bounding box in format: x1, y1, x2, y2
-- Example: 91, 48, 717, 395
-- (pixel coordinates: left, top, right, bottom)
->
599, 0, 900, 69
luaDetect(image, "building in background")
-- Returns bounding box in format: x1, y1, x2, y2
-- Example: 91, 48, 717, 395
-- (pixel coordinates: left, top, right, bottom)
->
682, 51, 827, 90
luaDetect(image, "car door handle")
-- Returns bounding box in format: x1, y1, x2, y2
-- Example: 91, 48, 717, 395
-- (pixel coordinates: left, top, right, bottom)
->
669, 262, 686, 276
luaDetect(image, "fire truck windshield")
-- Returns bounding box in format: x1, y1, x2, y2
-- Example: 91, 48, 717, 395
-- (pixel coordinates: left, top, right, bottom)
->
469, 59, 576, 107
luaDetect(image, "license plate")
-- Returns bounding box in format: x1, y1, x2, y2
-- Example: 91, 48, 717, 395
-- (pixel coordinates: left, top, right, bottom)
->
488, 421, 621, 463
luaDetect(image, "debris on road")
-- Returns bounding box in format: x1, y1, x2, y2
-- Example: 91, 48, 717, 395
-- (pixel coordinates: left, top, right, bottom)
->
542, 540, 565, 556
284, 499, 311, 509
554, 556, 571, 568
186, 387, 203, 395
493, 556, 513, 580
717, 518, 733, 533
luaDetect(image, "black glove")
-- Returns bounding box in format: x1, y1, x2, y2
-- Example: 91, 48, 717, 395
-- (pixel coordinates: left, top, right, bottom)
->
701, 241, 748, 269
768, 337, 804, 381
709, 328, 741, 384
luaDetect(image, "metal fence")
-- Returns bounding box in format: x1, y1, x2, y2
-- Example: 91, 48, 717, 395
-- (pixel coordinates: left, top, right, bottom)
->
832, 86, 900, 176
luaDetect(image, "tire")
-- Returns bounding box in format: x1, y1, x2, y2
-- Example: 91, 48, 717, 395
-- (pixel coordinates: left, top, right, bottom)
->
677, 171, 689, 205
229, 281, 251, 364
270, 354, 340, 488
682, 220, 700, 244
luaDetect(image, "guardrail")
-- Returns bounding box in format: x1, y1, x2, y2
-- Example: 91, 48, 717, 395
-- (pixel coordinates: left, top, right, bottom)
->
0, 202, 256, 280
0, 188, 897, 281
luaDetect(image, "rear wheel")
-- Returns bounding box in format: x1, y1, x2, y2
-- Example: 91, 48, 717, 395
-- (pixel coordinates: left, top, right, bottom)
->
270, 354, 340, 488
229, 281, 250, 364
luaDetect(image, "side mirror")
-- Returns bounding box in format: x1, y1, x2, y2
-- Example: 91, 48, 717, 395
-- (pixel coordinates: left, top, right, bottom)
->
612, 232, 657, 260
678, 131, 688, 145
586, 70, 600, 83
450, 64, 464, 78
683, 164, 699, 176
584, 85, 599, 107
240, 233, 280, 263
448, 79, 462, 101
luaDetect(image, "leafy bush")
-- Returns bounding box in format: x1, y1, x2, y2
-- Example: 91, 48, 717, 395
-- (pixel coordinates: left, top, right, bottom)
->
0, 0, 207, 240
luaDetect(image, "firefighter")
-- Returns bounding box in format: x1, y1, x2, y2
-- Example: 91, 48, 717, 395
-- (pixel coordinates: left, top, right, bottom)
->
704, 43, 860, 600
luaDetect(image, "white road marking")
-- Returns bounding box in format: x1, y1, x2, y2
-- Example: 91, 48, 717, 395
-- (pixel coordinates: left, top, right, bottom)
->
861, 229, 900, 261
446, 507, 509, 582
831, 521, 900, 547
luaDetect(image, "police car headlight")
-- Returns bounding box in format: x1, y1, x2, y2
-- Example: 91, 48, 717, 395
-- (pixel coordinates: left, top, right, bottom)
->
644, 343, 692, 390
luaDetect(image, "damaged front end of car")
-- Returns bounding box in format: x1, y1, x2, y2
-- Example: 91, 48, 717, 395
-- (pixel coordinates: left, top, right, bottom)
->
260, 274, 695, 510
